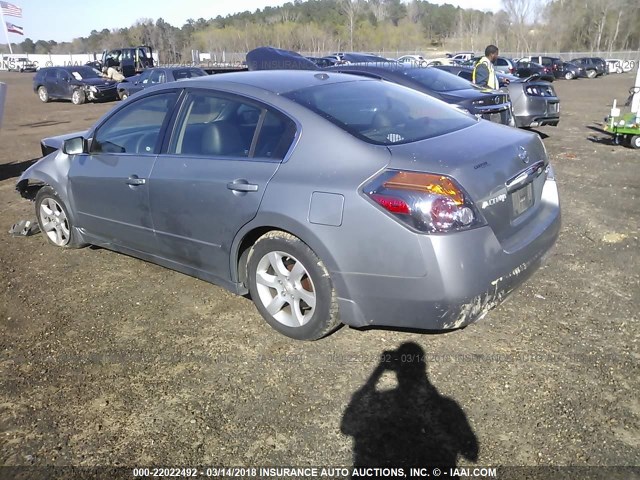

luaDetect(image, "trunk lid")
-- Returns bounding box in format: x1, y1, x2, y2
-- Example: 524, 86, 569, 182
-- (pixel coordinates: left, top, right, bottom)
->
386, 121, 549, 245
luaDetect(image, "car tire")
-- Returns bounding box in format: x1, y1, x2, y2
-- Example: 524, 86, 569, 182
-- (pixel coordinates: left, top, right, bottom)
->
120, 91, 128, 100
247, 230, 340, 340
71, 89, 86, 105
35, 186, 86, 249
38, 86, 49, 103
586, 69, 597, 79
564, 71, 574, 80
630, 136, 640, 149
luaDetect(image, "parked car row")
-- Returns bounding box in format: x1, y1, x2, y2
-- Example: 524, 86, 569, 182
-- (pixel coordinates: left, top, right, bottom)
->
32, 65, 208, 105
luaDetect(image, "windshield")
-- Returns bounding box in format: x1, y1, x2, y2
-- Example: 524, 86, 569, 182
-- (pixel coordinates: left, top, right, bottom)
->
401, 67, 477, 92
283, 80, 475, 146
68, 67, 102, 80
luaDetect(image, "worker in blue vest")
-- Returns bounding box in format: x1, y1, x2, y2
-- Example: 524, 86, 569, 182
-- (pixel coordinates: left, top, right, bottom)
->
472, 45, 502, 89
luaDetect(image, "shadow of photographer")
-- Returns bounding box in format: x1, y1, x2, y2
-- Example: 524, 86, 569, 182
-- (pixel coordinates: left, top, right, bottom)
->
341, 342, 478, 473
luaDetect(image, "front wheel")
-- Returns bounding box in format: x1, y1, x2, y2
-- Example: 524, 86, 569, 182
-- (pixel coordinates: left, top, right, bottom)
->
35, 187, 85, 248
247, 231, 340, 340
119, 91, 128, 100
586, 69, 597, 79
630, 135, 640, 149
564, 71, 574, 80
38, 86, 49, 103
71, 89, 85, 105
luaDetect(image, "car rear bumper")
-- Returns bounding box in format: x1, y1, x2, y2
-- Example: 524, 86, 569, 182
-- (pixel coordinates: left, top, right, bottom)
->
333, 179, 561, 331
514, 97, 560, 127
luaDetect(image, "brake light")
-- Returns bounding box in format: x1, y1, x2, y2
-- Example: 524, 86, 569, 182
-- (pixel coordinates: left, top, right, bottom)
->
370, 194, 410, 214
364, 170, 481, 233
509, 67, 516, 74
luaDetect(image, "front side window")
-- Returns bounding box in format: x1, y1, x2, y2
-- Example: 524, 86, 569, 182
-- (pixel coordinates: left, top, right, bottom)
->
284, 79, 475, 146
90, 92, 178, 155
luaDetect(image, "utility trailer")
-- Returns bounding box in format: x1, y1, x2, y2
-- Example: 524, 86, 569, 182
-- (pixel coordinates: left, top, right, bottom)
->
604, 63, 640, 149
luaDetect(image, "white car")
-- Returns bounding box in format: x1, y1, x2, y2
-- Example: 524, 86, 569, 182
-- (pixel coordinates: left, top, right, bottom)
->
397, 55, 427, 67
450, 52, 475, 62
425, 57, 458, 67
605, 59, 635, 74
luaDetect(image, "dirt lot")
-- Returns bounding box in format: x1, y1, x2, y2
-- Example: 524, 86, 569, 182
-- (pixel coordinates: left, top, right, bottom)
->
0, 71, 638, 475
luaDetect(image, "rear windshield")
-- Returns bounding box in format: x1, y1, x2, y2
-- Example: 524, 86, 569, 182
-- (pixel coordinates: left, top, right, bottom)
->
173, 68, 207, 80
402, 67, 478, 92
283, 80, 475, 146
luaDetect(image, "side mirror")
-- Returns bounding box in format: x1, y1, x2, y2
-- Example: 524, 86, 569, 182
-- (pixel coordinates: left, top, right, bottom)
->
62, 136, 86, 155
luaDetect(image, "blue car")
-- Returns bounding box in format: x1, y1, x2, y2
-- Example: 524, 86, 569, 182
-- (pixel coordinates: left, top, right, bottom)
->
33, 66, 118, 105
117, 67, 207, 100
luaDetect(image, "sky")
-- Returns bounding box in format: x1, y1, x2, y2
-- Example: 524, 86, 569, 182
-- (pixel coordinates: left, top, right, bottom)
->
1, 0, 502, 43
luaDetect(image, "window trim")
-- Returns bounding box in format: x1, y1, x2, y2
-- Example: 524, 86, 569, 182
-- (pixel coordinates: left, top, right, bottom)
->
88, 89, 182, 156
162, 87, 298, 163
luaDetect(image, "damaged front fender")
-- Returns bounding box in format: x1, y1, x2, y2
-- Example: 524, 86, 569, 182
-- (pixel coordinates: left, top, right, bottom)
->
16, 150, 74, 205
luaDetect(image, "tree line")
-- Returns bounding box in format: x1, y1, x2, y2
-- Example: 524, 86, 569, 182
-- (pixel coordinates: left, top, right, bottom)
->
2, 0, 638, 62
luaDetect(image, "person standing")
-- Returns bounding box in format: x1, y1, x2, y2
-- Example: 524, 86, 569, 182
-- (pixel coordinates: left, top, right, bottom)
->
472, 45, 500, 89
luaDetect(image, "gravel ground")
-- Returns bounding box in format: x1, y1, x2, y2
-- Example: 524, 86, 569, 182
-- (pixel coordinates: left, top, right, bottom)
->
0, 71, 638, 477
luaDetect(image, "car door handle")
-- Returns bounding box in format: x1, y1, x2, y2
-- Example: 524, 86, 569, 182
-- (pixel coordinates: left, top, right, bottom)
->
126, 176, 146, 186
227, 180, 258, 192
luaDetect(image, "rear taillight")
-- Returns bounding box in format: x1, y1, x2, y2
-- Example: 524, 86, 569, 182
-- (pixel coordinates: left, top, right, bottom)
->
509, 67, 516, 74
364, 170, 481, 233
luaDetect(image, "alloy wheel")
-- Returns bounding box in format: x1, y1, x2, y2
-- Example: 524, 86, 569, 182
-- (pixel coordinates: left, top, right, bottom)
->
254, 251, 316, 328
39, 198, 70, 246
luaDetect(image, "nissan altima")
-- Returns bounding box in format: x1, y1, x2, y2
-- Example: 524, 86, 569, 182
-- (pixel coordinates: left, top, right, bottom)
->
16, 71, 561, 340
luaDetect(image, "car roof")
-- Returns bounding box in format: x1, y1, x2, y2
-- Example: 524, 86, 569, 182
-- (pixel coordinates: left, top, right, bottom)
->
169, 70, 373, 94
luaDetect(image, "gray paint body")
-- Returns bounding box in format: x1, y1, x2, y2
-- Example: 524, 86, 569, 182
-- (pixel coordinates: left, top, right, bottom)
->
17, 71, 561, 331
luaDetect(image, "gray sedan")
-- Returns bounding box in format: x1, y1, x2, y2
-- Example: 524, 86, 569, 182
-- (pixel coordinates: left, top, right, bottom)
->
16, 71, 561, 340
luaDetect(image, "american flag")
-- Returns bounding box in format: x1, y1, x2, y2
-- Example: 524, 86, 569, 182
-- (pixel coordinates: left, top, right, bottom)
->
0, 1, 22, 17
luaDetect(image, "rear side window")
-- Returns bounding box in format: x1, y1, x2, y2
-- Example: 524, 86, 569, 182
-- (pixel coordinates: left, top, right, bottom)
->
254, 110, 296, 160
169, 91, 296, 160
496, 58, 508, 66
169, 92, 258, 157
284, 79, 475, 146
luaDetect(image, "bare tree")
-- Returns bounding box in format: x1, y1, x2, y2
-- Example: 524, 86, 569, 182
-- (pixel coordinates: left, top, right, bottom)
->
342, 0, 362, 51
502, 0, 538, 54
